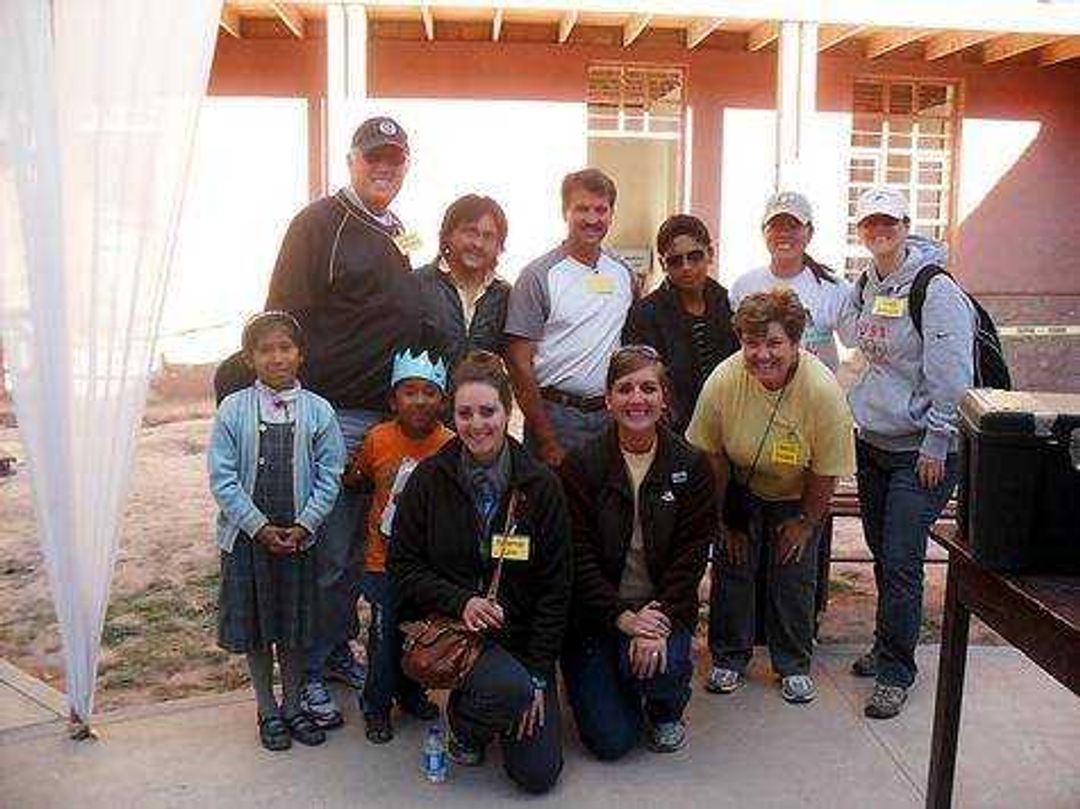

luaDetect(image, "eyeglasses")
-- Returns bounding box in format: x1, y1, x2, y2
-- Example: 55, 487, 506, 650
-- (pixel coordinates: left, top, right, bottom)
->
662, 248, 707, 271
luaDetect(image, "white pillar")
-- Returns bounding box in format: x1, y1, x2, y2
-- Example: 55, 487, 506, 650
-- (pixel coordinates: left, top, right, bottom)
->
326, 3, 368, 188
775, 21, 818, 191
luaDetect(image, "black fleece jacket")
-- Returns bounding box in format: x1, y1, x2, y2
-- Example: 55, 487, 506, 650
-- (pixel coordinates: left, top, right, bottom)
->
415, 260, 511, 371
622, 278, 738, 433
265, 189, 421, 411
559, 424, 716, 637
389, 437, 571, 677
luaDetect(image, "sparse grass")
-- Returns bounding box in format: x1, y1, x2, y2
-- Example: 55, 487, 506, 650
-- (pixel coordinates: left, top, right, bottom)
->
828, 569, 870, 596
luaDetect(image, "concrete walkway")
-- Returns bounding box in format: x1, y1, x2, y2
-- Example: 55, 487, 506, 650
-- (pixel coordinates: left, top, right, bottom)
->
1, 646, 1077, 808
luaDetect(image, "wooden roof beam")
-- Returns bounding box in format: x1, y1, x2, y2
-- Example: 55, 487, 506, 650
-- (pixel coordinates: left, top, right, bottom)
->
818, 24, 866, 52
866, 29, 927, 59
924, 30, 997, 60
686, 18, 723, 50
558, 10, 577, 43
747, 22, 778, 51
420, 4, 434, 40
269, 2, 304, 39
623, 14, 651, 47
1040, 37, 1080, 66
983, 33, 1061, 63
492, 7, 503, 41
219, 6, 241, 38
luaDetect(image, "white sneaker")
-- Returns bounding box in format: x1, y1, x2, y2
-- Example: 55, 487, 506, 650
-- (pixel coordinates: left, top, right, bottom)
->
780, 674, 817, 704
705, 666, 744, 694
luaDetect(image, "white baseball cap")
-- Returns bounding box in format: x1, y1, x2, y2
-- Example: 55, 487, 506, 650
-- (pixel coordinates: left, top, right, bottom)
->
762, 190, 813, 228
855, 186, 909, 223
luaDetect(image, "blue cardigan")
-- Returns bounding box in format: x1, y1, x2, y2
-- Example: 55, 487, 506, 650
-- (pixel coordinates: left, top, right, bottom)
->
208, 386, 345, 553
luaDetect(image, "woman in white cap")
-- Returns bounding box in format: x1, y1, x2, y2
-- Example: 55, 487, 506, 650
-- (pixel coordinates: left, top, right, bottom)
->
842, 186, 975, 719
729, 191, 851, 372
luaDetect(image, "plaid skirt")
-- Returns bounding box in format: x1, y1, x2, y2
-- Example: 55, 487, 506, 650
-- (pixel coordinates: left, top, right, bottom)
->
217, 534, 318, 653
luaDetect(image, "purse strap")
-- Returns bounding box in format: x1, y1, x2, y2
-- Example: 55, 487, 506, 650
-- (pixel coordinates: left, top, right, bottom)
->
736, 380, 789, 489
485, 489, 519, 600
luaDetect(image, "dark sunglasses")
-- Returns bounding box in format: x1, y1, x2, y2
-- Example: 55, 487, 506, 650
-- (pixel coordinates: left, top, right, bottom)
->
662, 248, 707, 271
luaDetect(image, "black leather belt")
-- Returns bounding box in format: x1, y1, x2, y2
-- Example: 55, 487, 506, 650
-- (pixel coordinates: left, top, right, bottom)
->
540, 387, 607, 413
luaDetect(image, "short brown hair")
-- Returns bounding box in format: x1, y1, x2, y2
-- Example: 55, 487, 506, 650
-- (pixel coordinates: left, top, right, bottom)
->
451, 350, 513, 411
438, 194, 508, 256
732, 288, 807, 344
606, 344, 671, 401
561, 168, 617, 211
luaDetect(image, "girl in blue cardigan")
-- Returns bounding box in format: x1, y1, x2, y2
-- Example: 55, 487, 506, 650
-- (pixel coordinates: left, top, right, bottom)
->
209, 312, 345, 751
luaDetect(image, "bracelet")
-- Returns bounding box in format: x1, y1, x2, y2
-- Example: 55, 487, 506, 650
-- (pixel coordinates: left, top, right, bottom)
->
530, 674, 548, 692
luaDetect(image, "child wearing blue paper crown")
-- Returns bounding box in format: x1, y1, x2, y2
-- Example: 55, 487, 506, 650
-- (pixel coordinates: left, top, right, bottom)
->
209, 312, 346, 752
343, 348, 454, 743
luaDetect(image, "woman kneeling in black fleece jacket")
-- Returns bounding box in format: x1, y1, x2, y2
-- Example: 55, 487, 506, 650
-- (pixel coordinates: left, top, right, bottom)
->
390, 350, 571, 794
559, 345, 716, 759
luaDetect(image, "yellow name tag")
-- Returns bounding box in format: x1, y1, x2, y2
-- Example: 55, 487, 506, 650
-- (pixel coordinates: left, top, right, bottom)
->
393, 231, 423, 256
872, 295, 906, 318
771, 439, 802, 466
491, 533, 531, 561
586, 274, 615, 294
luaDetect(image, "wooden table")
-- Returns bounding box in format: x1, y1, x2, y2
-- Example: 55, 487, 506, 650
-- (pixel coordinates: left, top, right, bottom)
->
926, 526, 1080, 808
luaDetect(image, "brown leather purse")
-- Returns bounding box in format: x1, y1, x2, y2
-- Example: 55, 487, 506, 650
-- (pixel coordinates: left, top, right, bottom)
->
400, 491, 518, 690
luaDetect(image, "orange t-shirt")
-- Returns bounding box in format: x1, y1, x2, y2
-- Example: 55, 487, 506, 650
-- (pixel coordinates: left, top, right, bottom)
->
346, 420, 453, 572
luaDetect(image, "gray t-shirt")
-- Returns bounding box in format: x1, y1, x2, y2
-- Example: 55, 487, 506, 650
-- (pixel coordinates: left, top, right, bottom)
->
505, 245, 633, 397
618, 444, 657, 605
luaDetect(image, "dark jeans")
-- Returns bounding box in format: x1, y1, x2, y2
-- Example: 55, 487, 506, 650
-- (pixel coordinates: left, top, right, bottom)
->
359, 571, 426, 717
562, 629, 693, 761
448, 644, 563, 795
709, 497, 819, 676
307, 408, 382, 678
524, 400, 609, 458
856, 440, 959, 688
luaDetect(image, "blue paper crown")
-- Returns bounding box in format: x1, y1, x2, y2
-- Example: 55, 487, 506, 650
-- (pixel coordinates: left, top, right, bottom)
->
391, 349, 448, 392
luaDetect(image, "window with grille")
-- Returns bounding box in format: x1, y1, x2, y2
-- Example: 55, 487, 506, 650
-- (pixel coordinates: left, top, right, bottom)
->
587, 64, 683, 139
844, 78, 959, 276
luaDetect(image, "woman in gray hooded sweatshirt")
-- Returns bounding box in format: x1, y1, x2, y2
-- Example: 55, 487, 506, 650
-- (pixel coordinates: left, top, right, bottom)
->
840, 187, 975, 720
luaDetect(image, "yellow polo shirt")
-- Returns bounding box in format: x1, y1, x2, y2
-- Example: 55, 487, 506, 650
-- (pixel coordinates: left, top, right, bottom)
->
686, 350, 855, 501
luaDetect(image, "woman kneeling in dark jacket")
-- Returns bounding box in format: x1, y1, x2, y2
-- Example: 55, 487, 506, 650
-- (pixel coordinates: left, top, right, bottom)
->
390, 350, 571, 794
559, 345, 716, 758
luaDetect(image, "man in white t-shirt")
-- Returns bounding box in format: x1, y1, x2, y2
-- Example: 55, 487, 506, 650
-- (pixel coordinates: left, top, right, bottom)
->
730, 191, 851, 372
505, 169, 634, 466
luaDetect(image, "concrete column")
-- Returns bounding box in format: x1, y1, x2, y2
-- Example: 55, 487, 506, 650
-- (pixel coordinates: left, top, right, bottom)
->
325, 3, 368, 191
775, 21, 818, 191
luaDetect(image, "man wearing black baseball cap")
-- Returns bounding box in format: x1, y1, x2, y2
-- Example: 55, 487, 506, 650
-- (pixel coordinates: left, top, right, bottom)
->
263, 115, 432, 730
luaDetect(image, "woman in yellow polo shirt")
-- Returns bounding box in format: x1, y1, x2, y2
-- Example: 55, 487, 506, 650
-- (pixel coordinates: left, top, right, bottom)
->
686, 288, 855, 703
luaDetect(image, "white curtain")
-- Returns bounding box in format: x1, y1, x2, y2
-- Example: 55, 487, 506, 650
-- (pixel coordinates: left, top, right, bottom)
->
0, 0, 222, 722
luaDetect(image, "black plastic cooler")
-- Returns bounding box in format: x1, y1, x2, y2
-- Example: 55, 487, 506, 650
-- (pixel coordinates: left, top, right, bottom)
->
958, 389, 1080, 573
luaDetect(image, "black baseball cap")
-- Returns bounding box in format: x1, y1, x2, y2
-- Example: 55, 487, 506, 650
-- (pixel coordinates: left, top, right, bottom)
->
351, 116, 409, 156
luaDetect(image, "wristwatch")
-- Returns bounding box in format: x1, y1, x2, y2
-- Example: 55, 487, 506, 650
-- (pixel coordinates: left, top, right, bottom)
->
530, 673, 548, 692
797, 511, 821, 528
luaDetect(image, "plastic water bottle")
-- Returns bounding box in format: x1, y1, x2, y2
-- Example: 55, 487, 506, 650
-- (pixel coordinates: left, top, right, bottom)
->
423, 725, 448, 783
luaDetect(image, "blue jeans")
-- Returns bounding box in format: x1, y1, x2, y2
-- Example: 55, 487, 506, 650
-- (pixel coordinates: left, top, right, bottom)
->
709, 497, 819, 676
447, 645, 563, 795
562, 629, 693, 761
856, 440, 959, 688
359, 571, 425, 716
308, 408, 384, 678
524, 400, 609, 458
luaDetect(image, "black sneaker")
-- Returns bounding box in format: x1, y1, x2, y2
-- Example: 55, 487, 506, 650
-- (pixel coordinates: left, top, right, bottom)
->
447, 730, 485, 767
400, 697, 440, 722
864, 683, 908, 719
258, 715, 291, 751
286, 712, 327, 746
851, 650, 878, 678
365, 712, 394, 744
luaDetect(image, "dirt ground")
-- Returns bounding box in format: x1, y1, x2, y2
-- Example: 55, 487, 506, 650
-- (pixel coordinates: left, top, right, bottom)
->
0, 374, 1001, 713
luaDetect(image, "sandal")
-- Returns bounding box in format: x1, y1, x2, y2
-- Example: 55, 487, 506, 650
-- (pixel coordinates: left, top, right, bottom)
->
258, 715, 291, 751
285, 712, 327, 746
364, 712, 394, 744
